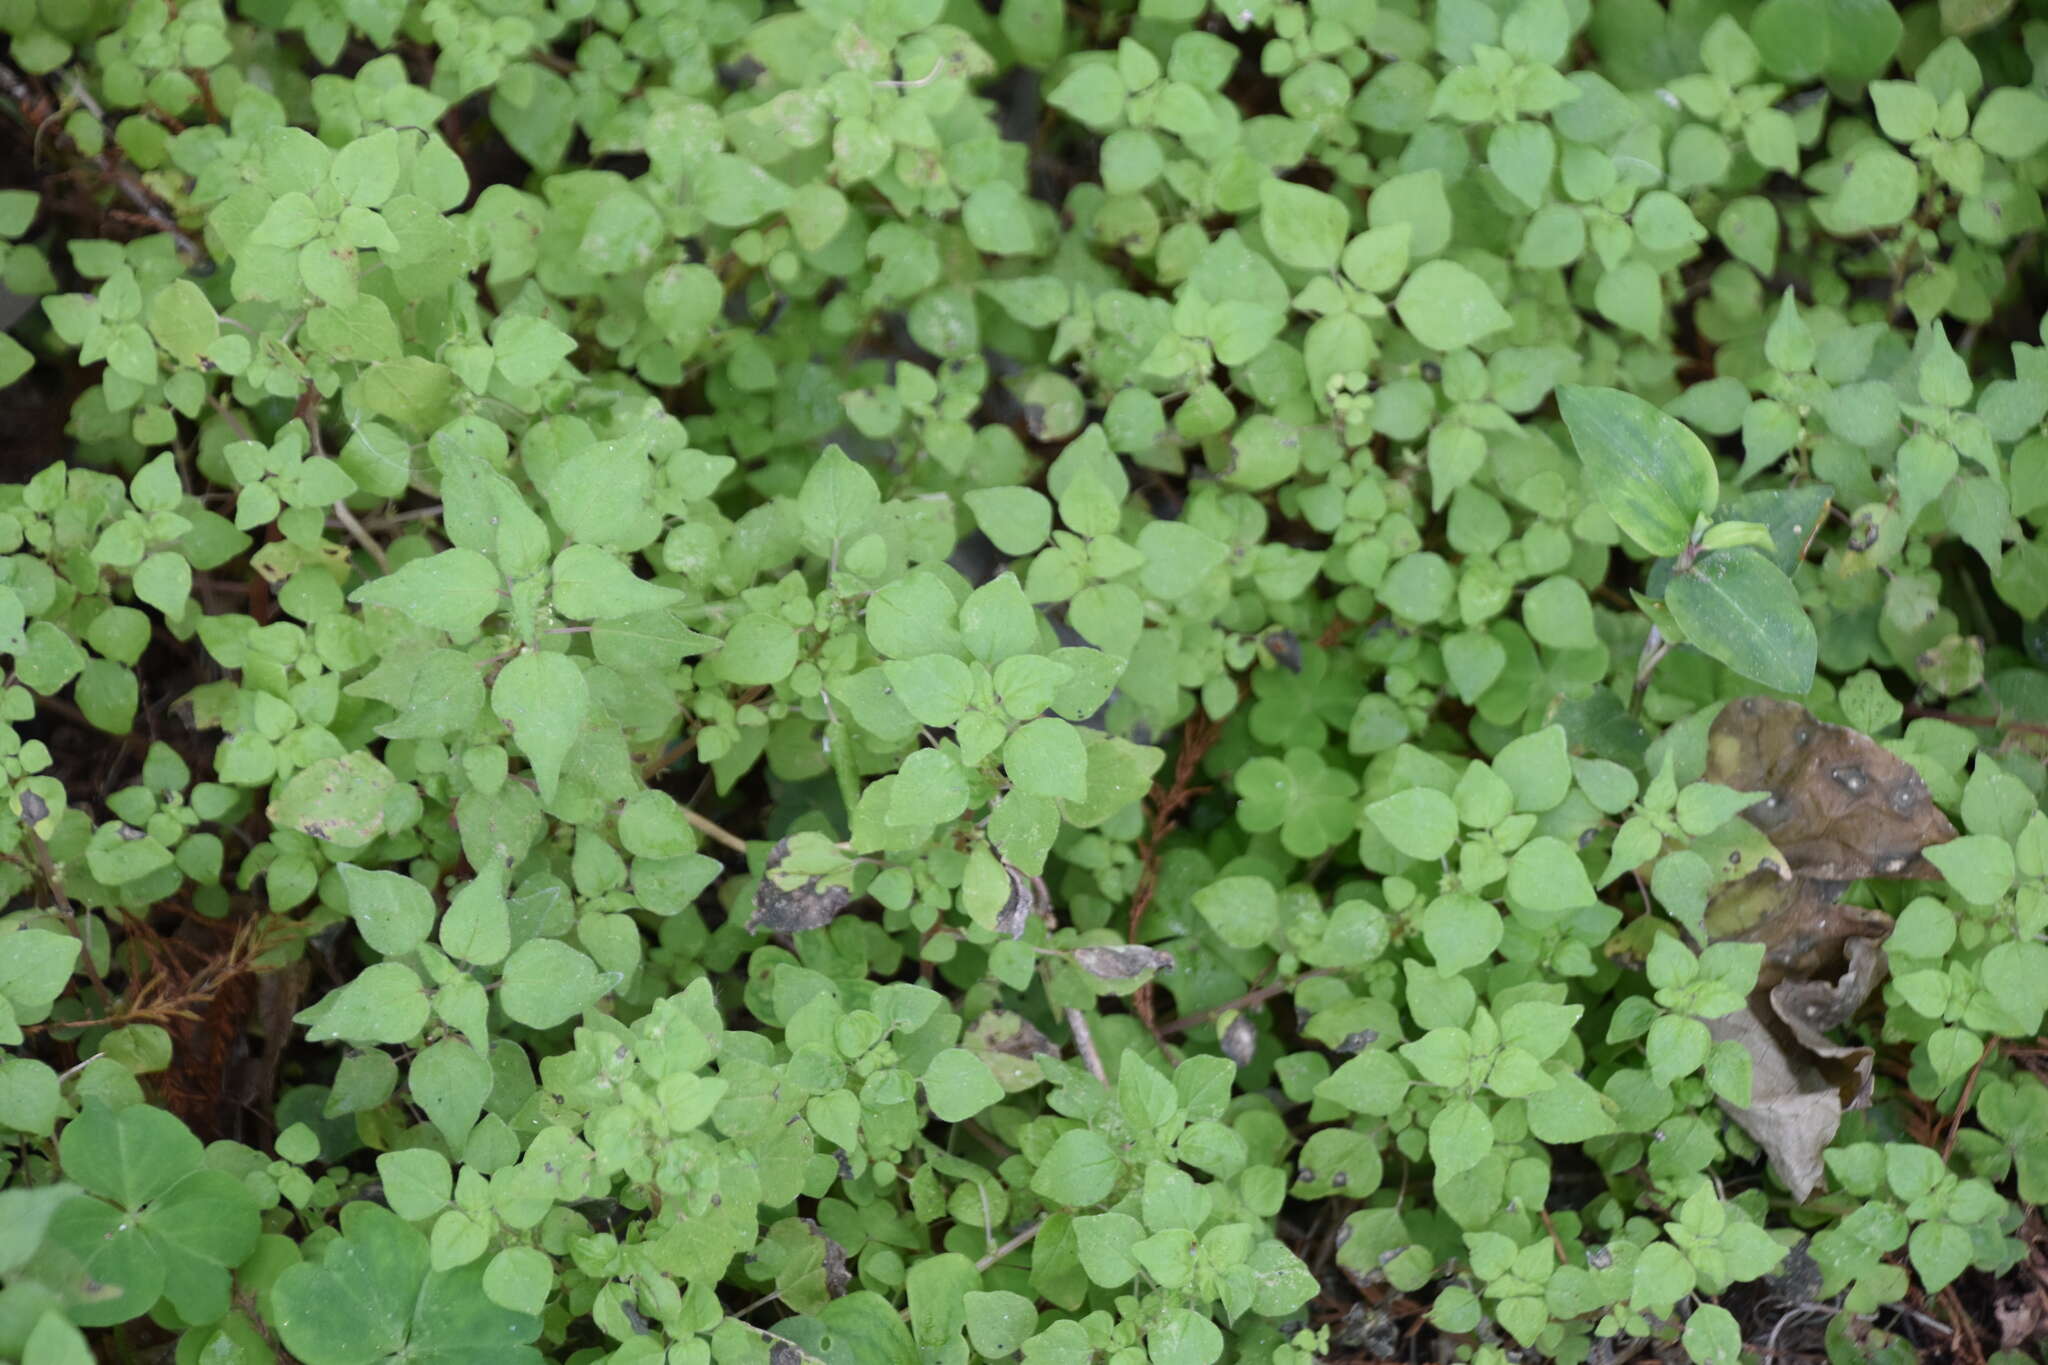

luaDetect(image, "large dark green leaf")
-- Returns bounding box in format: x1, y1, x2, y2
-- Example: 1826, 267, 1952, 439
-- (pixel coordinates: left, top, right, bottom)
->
1666, 548, 1817, 695
1558, 386, 1719, 557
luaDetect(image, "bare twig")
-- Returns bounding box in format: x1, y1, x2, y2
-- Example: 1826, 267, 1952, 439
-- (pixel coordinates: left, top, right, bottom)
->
330, 500, 390, 574
1903, 704, 2048, 738
682, 805, 748, 855
1940, 1034, 2000, 1162
975, 1217, 1044, 1272
0, 63, 208, 262
326, 502, 444, 531
1158, 968, 1335, 1037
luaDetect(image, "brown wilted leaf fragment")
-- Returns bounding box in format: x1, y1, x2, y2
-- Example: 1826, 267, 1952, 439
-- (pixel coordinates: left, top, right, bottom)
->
994, 862, 1045, 940
966, 1009, 1061, 1092
1705, 696, 1957, 882
1702, 871, 1894, 1201
1695, 698, 1956, 1204
1073, 944, 1175, 980
747, 837, 854, 934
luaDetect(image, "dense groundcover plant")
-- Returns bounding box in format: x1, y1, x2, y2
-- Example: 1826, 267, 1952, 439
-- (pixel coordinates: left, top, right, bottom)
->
1, 0, 2047, 1359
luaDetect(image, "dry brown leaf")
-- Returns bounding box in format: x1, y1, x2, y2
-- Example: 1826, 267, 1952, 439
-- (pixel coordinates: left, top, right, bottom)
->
1704, 911, 1888, 1202
1073, 944, 1175, 980
994, 862, 1045, 940
1695, 742, 1910, 1204
1706, 696, 1957, 882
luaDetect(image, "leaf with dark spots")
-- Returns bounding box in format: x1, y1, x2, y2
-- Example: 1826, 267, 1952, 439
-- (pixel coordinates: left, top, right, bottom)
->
965, 1009, 1060, 1092
799, 1217, 852, 1299
1262, 629, 1303, 674
747, 837, 854, 934
1706, 697, 1956, 882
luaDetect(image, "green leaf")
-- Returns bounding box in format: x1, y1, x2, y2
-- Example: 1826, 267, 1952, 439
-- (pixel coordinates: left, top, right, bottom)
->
1004, 718, 1087, 801
1259, 179, 1348, 271
798, 445, 882, 551
272, 1201, 542, 1365
1047, 62, 1126, 129
923, 1049, 1005, 1123
1925, 835, 2015, 903
1971, 87, 2048, 160
0, 1059, 60, 1136
1031, 1129, 1119, 1206
890, 748, 972, 826
965, 487, 1053, 556
1557, 385, 1719, 558
410, 1039, 491, 1150
500, 939, 605, 1029
1423, 894, 1504, 973
441, 869, 510, 965
299, 963, 431, 1045
963, 183, 1038, 255
1819, 141, 1919, 231
1681, 1304, 1741, 1364
1393, 260, 1511, 352
376, 1150, 451, 1221
491, 651, 586, 801
1492, 726, 1571, 812
697, 153, 791, 227
1665, 548, 1817, 694
1506, 837, 1596, 914
351, 548, 502, 637
1523, 576, 1598, 650
339, 865, 436, 958
1907, 1220, 1972, 1294
964, 1290, 1038, 1358
58, 1101, 200, 1209
0, 928, 80, 1028
867, 572, 963, 659
1191, 875, 1280, 949
481, 1248, 553, 1316
491, 314, 575, 387
1428, 1098, 1493, 1176
145, 281, 218, 366
550, 544, 685, 620
1365, 788, 1459, 861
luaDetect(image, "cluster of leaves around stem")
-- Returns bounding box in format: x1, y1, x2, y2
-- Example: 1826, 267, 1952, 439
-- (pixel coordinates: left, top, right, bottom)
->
0, 0, 2047, 1361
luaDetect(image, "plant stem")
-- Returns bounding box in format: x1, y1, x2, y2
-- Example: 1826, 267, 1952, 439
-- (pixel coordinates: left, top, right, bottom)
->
330, 499, 390, 573
975, 1217, 1044, 1272
681, 804, 748, 854
1158, 968, 1334, 1037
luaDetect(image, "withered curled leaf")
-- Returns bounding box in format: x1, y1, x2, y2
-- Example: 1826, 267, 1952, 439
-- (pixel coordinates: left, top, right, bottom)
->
1220, 1013, 1258, 1067
746, 837, 854, 934
1706, 697, 1956, 882
1073, 944, 1175, 981
993, 862, 1045, 940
